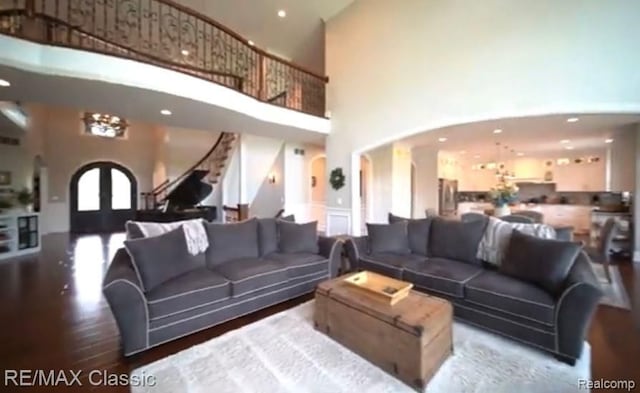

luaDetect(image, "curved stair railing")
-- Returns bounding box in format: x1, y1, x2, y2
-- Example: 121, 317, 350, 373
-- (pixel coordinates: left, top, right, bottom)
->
0, 0, 328, 117
142, 132, 236, 209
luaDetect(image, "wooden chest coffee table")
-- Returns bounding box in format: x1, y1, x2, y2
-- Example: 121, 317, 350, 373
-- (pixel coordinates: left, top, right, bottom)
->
314, 272, 453, 391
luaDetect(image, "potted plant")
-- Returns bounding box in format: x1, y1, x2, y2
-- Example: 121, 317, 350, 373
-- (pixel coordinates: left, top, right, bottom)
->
15, 188, 34, 212
489, 178, 518, 217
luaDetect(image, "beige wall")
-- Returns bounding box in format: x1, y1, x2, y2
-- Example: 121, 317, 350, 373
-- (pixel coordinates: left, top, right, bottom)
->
609, 125, 637, 192
0, 133, 30, 192
310, 156, 326, 203
412, 146, 439, 218
325, 0, 640, 233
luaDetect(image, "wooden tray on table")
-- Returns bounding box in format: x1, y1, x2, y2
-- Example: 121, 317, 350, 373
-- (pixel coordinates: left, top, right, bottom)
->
343, 271, 413, 305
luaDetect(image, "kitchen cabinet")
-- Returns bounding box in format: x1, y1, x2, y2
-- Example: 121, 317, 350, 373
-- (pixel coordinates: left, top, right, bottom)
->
536, 205, 593, 235
553, 160, 606, 191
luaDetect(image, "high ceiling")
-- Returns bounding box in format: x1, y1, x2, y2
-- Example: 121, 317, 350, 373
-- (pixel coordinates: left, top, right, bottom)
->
176, 0, 355, 74
401, 114, 640, 160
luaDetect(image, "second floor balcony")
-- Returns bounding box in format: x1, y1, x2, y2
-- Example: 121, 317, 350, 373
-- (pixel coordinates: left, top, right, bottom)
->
0, 0, 328, 118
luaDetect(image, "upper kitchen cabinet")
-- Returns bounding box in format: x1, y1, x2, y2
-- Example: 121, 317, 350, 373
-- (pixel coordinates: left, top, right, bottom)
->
553, 157, 606, 191
512, 158, 546, 181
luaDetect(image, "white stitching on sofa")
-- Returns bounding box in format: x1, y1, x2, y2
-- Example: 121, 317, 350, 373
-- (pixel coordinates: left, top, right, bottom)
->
147, 282, 230, 304
149, 296, 228, 321
103, 279, 150, 349
138, 278, 326, 355
465, 285, 555, 308
457, 315, 561, 356
464, 299, 554, 327
414, 284, 460, 298
149, 274, 329, 332
233, 270, 327, 298
122, 247, 146, 293
290, 259, 329, 269
461, 269, 483, 284
405, 268, 478, 283
553, 282, 584, 352
360, 256, 402, 269
230, 266, 289, 283
455, 302, 556, 335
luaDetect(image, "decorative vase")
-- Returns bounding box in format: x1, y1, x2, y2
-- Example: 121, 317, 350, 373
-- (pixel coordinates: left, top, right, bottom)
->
494, 205, 511, 217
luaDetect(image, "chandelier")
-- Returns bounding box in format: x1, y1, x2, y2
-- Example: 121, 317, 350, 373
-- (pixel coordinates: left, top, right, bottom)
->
83, 112, 128, 138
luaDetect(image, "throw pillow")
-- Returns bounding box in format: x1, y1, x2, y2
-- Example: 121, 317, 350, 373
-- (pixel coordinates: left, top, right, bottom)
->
125, 221, 145, 240
280, 214, 295, 222
257, 218, 278, 256
477, 216, 557, 266
278, 220, 319, 254
429, 217, 487, 264
388, 213, 432, 256
501, 230, 581, 294
367, 221, 410, 255
124, 227, 204, 292
204, 218, 260, 266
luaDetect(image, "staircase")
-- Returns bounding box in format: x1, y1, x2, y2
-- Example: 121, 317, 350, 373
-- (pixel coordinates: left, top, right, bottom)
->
142, 132, 237, 211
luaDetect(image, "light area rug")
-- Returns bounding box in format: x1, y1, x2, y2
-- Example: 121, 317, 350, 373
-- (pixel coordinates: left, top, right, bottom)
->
592, 264, 631, 310
131, 301, 590, 393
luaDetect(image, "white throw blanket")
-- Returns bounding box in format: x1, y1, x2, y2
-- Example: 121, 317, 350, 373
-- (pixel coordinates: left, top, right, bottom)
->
477, 216, 556, 266
130, 219, 208, 256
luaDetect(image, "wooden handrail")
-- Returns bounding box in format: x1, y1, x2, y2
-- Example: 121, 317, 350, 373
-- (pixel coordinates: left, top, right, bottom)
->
153, 132, 229, 198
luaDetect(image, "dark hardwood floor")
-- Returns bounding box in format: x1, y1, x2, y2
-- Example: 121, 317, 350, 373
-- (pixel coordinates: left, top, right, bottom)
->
0, 233, 639, 392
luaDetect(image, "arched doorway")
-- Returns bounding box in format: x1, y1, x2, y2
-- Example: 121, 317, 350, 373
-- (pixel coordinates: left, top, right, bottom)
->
70, 162, 137, 233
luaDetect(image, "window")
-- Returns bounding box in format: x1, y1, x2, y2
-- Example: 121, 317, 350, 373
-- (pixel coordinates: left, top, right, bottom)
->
77, 168, 100, 211
111, 168, 132, 210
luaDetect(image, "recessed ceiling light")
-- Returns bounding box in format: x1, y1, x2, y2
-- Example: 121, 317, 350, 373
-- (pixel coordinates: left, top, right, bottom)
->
605, 138, 614, 144
565, 146, 574, 150
248, 40, 255, 46
181, 49, 189, 56
160, 109, 172, 116
438, 137, 447, 142
516, 152, 524, 156
493, 129, 503, 134
0, 79, 10, 87
560, 139, 570, 144
278, 9, 287, 18
566, 117, 579, 123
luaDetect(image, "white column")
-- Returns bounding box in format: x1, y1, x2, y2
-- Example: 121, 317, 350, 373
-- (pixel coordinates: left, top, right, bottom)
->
238, 134, 247, 204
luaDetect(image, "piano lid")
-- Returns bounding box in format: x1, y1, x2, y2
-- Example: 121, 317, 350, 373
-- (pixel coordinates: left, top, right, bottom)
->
165, 170, 212, 209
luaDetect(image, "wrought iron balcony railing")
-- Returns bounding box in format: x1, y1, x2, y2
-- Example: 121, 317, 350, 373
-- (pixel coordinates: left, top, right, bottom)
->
0, 0, 328, 117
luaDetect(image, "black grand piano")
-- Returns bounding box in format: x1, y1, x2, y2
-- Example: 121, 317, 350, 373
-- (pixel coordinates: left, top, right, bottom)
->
136, 170, 217, 223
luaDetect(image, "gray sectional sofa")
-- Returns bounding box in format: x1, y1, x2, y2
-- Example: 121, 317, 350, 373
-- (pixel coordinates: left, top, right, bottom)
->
345, 214, 602, 365
103, 218, 342, 356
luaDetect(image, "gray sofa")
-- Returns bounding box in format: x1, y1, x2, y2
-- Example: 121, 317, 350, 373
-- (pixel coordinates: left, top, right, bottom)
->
103, 218, 342, 356
345, 215, 602, 365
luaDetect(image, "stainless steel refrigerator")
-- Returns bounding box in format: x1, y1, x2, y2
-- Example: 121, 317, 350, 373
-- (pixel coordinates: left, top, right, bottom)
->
438, 178, 458, 217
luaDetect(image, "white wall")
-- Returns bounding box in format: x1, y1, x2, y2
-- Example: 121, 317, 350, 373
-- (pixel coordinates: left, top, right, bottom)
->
241, 135, 284, 204
609, 125, 636, 191
412, 146, 439, 218
391, 144, 412, 218
249, 146, 285, 218
325, 0, 640, 232
367, 145, 393, 223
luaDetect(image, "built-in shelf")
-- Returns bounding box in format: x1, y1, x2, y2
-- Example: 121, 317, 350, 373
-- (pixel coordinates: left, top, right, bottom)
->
0, 212, 40, 261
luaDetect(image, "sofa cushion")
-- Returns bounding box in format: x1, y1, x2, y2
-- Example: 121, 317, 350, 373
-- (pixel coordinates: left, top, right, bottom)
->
257, 218, 278, 256
465, 270, 556, 326
388, 213, 432, 256
359, 253, 427, 279
501, 230, 581, 294
265, 253, 329, 279
367, 222, 410, 255
278, 220, 319, 254
429, 217, 486, 265
403, 257, 482, 298
146, 268, 231, 319
204, 218, 259, 266
125, 221, 145, 239
215, 258, 289, 297
124, 227, 205, 292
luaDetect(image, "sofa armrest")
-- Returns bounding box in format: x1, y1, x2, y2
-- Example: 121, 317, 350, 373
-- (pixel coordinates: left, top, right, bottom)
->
102, 248, 149, 356
318, 236, 343, 277
554, 250, 603, 360
344, 236, 368, 272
